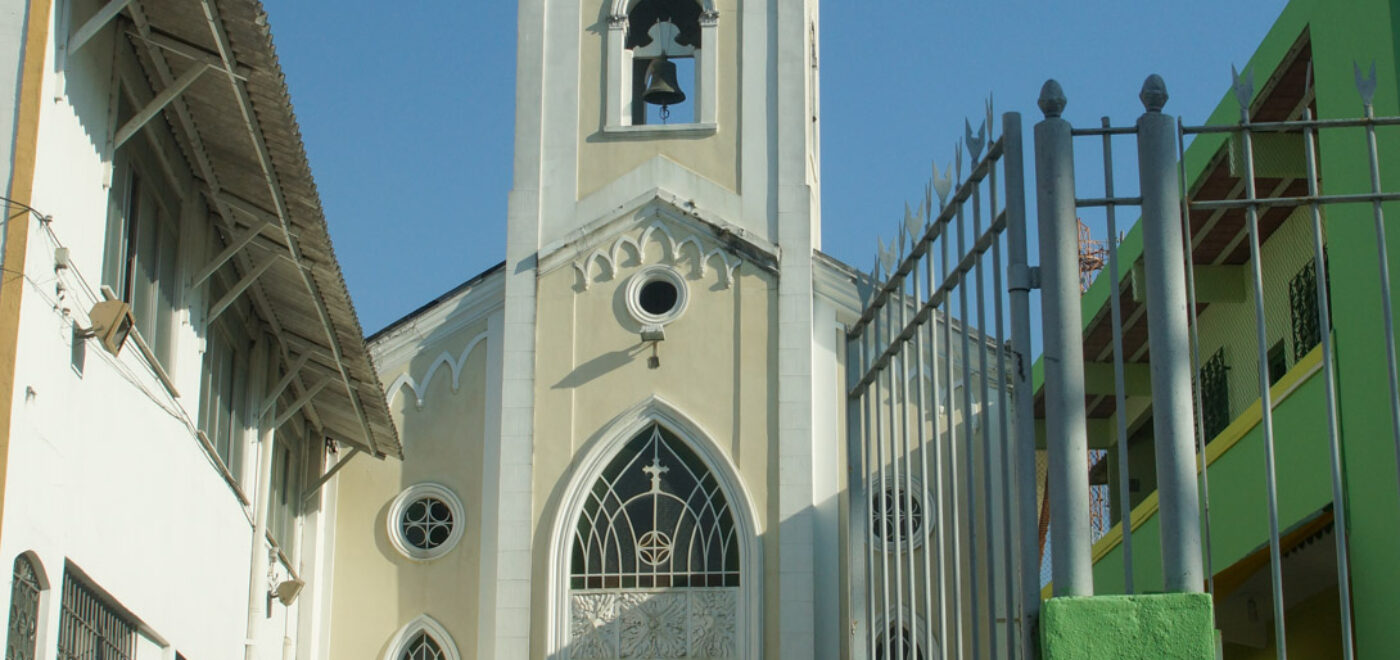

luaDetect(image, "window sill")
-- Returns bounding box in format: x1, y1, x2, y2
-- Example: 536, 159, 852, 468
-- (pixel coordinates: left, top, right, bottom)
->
603, 122, 717, 136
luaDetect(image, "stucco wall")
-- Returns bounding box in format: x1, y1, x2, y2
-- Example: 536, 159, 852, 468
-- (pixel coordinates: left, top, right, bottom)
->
327, 316, 494, 660
529, 216, 776, 657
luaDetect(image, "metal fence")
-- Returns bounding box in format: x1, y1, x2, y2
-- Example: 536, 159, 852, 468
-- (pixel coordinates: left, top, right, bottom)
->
849, 63, 1400, 660
846, 104, 1036, 660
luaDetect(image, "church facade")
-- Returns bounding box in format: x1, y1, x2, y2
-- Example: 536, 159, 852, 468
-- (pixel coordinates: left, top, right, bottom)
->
316, 0, 959, 658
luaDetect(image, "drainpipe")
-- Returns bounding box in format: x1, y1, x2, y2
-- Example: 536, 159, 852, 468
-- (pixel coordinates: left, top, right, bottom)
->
247, 336, 276, 660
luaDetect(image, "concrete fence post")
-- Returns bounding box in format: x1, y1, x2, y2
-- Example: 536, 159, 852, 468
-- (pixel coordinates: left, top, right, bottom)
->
1033, 79, 1094, 597
1136, 74, 1205, 593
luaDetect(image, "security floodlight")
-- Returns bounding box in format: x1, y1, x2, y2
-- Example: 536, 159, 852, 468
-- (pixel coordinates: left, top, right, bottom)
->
84, 300, 135, 356
273, 578, 305, 606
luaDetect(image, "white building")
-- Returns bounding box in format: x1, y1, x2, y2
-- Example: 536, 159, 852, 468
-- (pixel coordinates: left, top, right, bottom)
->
0, 0, 399, 658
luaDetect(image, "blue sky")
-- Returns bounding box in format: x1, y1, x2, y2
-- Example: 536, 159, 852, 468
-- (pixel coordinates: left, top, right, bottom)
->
268, 1, 1286, 334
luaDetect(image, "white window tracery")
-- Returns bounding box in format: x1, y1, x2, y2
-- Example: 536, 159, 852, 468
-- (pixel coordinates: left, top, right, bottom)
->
568, 424, 738, 658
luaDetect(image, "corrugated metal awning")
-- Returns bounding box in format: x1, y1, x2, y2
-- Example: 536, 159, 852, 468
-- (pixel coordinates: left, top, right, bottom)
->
124, 0, 401, 457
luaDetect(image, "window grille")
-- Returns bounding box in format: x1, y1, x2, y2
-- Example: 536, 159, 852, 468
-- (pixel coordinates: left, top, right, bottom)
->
57, 572, 135, 660
6, 555, 41, 660
1290, 258, 1322, 361
568, 424, 739, 658
399, 632, 445, 660
1199, 348, 1230, 442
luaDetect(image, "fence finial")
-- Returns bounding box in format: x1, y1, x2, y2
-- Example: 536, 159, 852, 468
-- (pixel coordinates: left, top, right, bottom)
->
932, 161, 952, 209
1354, 60, 1378, 107
1140, 74, 1169, 113
1230, 65, 1254, 112
904, 202, 922, 242
966, 118, 987, 161
1038, 79, 1067, 119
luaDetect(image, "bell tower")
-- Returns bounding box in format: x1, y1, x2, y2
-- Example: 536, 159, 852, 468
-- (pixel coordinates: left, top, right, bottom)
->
486, 0, 825, 655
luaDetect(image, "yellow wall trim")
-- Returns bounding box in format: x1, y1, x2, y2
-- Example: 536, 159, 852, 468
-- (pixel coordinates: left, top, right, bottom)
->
1088, 344, 1325, 564
0, 0, 55, 553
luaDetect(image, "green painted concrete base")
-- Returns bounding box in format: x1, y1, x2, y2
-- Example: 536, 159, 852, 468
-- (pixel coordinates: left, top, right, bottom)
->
1040, 593, 1215, 659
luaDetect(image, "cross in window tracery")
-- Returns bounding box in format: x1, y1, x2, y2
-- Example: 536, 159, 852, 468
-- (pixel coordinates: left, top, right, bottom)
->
642, 458, 669, 493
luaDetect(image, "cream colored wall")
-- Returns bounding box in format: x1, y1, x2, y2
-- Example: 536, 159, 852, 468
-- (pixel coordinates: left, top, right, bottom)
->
576, 0, 742, 198
328, 319, 491, 660
529, 217, 777, 656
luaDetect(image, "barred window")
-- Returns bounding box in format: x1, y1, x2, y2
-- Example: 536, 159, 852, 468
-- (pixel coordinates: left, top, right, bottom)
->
57, 572, 135, 660
1290, 258, 1323, 361
6, 555, 42, 660
1199, 348, 1230, 441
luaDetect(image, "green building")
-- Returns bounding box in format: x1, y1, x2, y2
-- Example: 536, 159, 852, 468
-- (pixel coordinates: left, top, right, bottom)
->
1036, 0, 1400, 657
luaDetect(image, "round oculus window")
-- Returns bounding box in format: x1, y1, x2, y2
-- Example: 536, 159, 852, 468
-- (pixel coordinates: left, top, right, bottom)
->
870, 478, 931, 552
388, 483, 465, 561
624, 265, 689, 326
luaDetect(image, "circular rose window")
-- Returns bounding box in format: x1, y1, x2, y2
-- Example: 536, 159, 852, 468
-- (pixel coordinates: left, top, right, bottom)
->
388, 483, 465, 561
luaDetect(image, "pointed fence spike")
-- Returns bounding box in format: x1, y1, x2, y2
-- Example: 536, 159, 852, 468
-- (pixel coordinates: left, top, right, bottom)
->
905, 202, 922, 242
1355, 60, 1378, 106
1231, 65, 1254, 112
934, 162, 952, 208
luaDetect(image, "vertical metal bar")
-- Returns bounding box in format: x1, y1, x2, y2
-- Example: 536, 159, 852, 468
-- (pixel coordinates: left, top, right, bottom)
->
989, 139, 1019, 660
848, 332, 871, 660
899, 242, 919, 652
910, 225, 938, 660
925, 203, 951, 659
886, 262, 908, 652
1137, 76, 1204, 593
1177, 116, 1217, 599
1034, 81, 1094, 596
943, 174, 966, 660
1237, 95, 1288, 659
973, 171, 1001, 659
862, 330, 879, 660
1303, 108, 1355, 660
1360, 100, 1400, 508
1002, 110, 1038, 657
1101, 116, 1135, 595
957, 151, 984, 659
875, 291, 894, 660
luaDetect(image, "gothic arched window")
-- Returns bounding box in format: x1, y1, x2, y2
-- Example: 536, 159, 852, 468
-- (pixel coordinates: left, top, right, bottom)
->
605, 0, 718, 131
399, 632, 445, 660
383, 615, 460, 660
5, 554, 42, 660
568, 424, 738, 657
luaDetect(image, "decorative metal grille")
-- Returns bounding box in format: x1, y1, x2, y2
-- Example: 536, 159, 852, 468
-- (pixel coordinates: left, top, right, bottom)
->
1290, 258, 1322, 362
400, 497, 454, 550
569, 424, 739, 659
57, 571, 135, 660
399, 632, 446, 660
6, 555, 41, 660
1199, 348, 1230, 442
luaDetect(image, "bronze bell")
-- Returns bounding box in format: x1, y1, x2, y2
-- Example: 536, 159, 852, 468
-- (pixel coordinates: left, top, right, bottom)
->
642, 56, 686, 107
